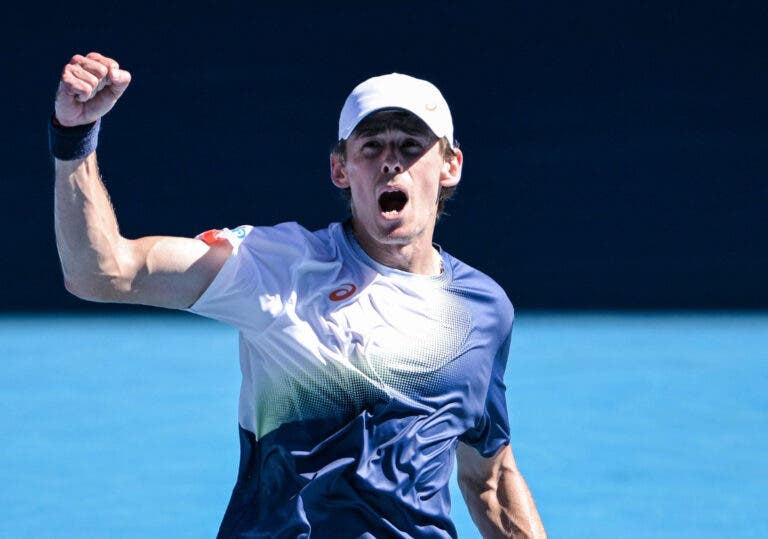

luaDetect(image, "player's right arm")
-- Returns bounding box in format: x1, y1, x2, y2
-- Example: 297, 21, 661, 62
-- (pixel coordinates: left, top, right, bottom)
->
54, 53, 231, 309
457, 443, 547, 539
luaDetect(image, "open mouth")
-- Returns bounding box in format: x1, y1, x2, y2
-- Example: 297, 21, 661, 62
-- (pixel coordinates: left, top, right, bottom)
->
378, 190, 408, 215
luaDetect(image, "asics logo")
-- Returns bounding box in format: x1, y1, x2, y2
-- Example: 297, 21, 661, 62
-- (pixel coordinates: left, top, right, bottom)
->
329, 283, 357, 301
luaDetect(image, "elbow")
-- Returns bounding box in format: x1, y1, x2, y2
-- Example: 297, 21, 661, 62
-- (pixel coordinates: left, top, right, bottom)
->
62, 268, 132, 303
60, 240, 138, 303
63, 274, 113, 302
63, 275, 83, 299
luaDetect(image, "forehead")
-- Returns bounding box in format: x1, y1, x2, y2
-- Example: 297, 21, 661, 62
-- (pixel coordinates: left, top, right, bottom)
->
351, 109, 437, 139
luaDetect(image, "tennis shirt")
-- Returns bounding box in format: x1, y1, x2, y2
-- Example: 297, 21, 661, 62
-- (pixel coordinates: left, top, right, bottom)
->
188, 221, 514, 538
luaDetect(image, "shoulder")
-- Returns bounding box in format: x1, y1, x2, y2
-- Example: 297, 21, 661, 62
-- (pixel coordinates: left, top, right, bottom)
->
443, 250, 514, 332
235, 222, 341, 258
196, 222, 344, 273
241, 221, 318, 245
444, 250, 512, 306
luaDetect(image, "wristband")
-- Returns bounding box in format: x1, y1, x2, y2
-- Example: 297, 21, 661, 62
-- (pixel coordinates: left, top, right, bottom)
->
48, 115, 101, 160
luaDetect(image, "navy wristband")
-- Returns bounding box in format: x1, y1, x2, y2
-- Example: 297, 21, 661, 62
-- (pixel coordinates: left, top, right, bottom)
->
48, 116, 101, 160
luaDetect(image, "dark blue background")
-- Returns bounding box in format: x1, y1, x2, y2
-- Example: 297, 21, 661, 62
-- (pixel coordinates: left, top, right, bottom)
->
4, 1, 767, 310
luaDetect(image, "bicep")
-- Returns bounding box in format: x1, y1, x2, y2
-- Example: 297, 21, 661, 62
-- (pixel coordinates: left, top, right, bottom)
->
116, 235, 232, 309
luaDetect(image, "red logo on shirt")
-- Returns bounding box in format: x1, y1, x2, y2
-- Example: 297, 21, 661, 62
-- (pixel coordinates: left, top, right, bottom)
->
329, 283, 357, 301
197, 229, 224, 245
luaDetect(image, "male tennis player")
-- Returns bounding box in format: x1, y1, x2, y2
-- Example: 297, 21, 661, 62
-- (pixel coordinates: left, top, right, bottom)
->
52, 52, 546, 538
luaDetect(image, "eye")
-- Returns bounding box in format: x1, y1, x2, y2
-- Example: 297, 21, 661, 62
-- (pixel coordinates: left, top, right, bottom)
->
401, 138, 424, 154
360, 140, 383, 156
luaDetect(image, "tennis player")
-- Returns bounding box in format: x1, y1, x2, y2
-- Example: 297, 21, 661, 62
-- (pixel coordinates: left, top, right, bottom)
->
52, 52, 547, 538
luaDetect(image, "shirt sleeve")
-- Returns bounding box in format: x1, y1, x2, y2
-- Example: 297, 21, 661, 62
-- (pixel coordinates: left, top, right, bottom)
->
186, 222, 311, 334
459, 328, 512, 457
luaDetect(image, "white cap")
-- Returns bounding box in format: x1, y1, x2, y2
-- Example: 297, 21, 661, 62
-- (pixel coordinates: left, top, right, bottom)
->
338, 73, 455, 148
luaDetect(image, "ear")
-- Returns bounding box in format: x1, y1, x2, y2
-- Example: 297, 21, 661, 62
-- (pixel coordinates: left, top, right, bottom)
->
330, 153, 349, 188
439, 148, 463, 188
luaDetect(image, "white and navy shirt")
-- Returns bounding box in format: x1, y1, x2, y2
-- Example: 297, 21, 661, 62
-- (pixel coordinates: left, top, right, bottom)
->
189, 221, 513, 539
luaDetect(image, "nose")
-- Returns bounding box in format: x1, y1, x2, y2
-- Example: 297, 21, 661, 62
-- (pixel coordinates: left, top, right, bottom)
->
382, 162, 402, 174
381, 146, 403, 175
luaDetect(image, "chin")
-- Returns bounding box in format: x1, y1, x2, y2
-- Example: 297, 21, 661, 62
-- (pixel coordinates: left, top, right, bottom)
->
377, 223, 422, 245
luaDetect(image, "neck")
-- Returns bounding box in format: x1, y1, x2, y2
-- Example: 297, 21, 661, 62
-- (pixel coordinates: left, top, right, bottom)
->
349, 221, 442, 276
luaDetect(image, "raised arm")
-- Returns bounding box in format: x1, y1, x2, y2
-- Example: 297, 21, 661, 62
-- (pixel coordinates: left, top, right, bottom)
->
53, 52, 231, 309
457, 443, 547, 539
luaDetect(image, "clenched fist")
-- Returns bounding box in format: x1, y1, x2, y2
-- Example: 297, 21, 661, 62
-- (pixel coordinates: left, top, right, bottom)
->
54, 52, 131, 127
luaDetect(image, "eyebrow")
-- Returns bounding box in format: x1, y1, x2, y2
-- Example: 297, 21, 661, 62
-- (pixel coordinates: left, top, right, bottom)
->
354, 125, 434, 139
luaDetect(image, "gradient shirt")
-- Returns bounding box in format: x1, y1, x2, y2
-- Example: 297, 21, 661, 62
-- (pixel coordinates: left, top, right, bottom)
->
189, 221, 513, 538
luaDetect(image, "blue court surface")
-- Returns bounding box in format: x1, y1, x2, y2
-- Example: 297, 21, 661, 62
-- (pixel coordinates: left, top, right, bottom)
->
1, 311, 766, 538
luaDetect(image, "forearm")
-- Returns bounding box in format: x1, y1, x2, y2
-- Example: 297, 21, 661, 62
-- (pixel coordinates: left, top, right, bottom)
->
458, 444, 546, 539
463, 468, 546, 538
460, 467, 546, 539
54, 153, 135, 300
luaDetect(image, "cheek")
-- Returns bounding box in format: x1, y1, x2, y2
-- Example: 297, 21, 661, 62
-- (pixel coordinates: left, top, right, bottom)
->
346, 173, 374, 207
411, 164, 444, 202
346, 160, 376, 183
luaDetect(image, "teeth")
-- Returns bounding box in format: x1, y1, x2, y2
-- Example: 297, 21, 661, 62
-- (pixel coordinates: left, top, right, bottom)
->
379, 190, 408, 213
